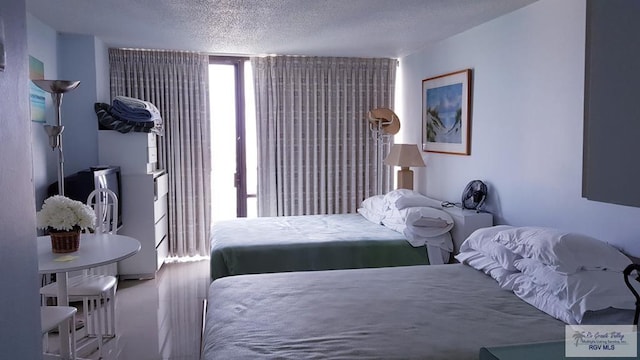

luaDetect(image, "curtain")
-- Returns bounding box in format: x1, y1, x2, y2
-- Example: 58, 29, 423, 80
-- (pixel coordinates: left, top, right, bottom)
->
109, 48, 211, 257
252, 56, 397, 217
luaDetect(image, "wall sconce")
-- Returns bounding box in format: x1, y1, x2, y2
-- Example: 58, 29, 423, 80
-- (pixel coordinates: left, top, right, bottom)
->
384, 143, 425, 190
32, 80, 80, 196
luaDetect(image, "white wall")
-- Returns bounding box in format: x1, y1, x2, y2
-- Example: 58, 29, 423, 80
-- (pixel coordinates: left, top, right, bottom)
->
0, 0, 43, 357
27, 13, 59, 207
58, 33, 102, 176
27, 20, 110, 206
399, 0, 640, 256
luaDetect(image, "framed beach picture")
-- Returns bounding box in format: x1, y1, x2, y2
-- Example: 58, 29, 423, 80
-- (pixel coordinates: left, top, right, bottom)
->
422, 69, 472, 155
29, 55, 46, 123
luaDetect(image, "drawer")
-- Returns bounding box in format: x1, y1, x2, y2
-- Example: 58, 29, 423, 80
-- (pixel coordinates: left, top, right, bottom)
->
153, 196, 168, 223
148, 146, 158, 164
146, 162, 157, 174
154, 173, 168, 199
154, 214, 168, 247
156, 235, 169, 271
147, 133, 157, 147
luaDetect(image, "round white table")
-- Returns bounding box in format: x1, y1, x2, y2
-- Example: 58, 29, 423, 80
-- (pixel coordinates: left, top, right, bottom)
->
37, 233, 141, 359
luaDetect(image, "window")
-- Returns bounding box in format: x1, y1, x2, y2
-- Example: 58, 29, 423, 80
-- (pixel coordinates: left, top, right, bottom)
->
209, 57, 257, 223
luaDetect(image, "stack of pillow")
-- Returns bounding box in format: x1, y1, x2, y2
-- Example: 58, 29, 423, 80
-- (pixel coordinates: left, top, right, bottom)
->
456, 226, 636, 324
357, 190, 455, 263
380, 190, 453, 248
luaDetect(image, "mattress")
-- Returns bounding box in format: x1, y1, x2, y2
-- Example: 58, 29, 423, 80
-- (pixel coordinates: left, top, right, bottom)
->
203, 264, 567, 360
210, 214, 443, 281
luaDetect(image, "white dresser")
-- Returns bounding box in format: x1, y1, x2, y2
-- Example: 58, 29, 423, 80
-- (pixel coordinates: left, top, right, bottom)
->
98, 130, 158, 174
117, 171, 169, 279
98, 130, 168, 279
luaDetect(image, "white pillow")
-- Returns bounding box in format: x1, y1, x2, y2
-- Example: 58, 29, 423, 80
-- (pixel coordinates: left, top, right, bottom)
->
382, 205, 403, 225
403, 206, 453, 228
382, 207, 453, 231
459, 225, 520, 271
357, 207, 384, 225
456, 251, 518, 286
404, 231, 453, 251
511, 258, 635, 324
408, 225, 453, 238
383, 189, 441, 210
360, 195, 385, 214
493, 227, 631, 274
381, 217, 404, 233
509, 273, 578, 324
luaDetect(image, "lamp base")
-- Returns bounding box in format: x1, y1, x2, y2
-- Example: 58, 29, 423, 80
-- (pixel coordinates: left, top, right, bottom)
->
396, 167, 414, 190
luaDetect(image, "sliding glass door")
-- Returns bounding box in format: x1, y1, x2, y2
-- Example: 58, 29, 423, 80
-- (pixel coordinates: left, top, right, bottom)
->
209, 57, 256, 222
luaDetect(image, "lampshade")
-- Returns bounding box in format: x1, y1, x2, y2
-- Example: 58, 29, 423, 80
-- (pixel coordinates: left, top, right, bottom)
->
32, 79, 80, 197
384, 144, 425, 168
32, 80, 80, 94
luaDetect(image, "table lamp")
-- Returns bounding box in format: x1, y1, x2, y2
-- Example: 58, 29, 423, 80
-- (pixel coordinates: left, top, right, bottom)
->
384, 143, 425, 190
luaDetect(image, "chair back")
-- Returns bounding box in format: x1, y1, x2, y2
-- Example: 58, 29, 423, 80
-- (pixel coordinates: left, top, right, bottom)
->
87, 188, 119, 234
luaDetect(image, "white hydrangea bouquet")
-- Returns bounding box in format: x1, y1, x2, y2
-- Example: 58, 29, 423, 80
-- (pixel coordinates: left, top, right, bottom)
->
36, 195, 96, 232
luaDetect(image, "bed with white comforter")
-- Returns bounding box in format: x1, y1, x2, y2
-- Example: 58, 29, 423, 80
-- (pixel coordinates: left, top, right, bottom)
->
203, 226, 636, 359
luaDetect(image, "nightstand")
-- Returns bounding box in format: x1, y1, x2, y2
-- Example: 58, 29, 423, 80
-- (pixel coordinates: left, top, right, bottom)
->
440, 206, 493, 254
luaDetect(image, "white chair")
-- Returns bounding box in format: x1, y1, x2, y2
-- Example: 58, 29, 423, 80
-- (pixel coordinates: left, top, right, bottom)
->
41, 306, 77, 359
40, 188, 119, 357
88, 188, 119, 236
87, 188, 120, 277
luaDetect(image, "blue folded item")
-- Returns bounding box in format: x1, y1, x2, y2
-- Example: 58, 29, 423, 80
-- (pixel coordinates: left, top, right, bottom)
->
94, 102, 163, 135
111, 96, 162, 122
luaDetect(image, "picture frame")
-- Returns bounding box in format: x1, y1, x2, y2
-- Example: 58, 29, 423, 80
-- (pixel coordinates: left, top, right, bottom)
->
29, 55, 46, 123
422, 69, 472, 155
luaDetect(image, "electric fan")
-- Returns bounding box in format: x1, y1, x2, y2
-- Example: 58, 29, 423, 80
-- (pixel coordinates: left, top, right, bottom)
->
461, 180, 487, 211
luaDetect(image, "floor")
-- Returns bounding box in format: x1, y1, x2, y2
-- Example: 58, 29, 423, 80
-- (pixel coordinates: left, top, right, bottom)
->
72, 259, 210, 360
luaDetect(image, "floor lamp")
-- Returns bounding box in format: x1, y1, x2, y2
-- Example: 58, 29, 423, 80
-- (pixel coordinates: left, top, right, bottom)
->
32, 80, 80, 196
384, 144, 425, 190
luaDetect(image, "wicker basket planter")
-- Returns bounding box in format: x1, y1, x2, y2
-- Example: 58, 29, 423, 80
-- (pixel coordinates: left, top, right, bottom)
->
50, 229, 80, 253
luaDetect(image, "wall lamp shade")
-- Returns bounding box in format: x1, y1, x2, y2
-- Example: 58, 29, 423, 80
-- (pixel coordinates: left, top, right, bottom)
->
384, 144, 425, 190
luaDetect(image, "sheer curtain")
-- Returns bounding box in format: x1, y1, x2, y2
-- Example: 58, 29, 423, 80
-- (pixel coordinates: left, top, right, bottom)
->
109, 48, 211, 257
252, 56, 397, 217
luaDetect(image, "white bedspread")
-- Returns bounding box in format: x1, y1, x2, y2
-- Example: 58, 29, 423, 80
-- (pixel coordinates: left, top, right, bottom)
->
204, 264, 566, 359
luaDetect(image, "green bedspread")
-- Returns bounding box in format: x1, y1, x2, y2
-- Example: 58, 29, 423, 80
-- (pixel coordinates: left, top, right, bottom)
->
209, 214, 430, 281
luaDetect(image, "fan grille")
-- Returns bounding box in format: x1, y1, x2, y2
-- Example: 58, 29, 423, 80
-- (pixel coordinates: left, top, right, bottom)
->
461, 180, 487, 210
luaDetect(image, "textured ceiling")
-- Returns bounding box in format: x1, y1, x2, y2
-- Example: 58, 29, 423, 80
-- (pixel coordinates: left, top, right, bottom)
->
26, 0, 537, 58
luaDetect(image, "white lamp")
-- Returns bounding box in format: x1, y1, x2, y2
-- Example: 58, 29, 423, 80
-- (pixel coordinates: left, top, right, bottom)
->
384, 144, 425, 190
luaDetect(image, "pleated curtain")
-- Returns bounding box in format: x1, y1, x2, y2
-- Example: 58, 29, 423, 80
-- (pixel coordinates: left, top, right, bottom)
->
252, 56, 397, 217
109, 48, 211, 257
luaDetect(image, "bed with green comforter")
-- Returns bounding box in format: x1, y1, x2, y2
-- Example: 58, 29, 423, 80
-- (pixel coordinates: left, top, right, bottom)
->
209, 213, 452, 282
